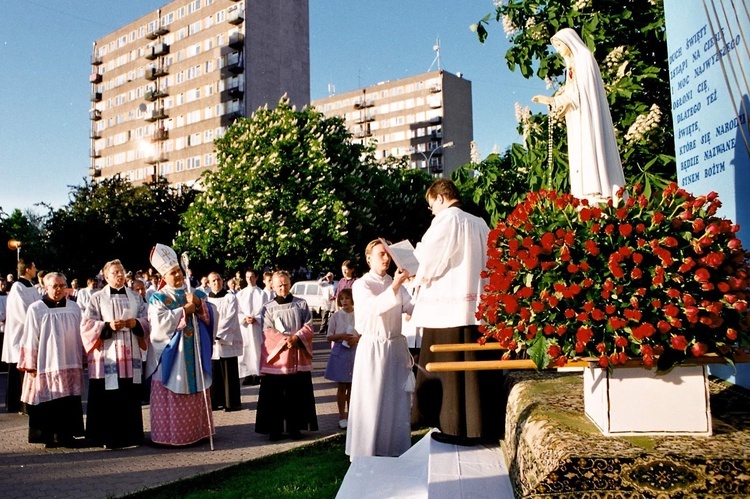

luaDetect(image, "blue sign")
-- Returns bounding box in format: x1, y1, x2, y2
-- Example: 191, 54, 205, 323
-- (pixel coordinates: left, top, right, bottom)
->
665, 0, 750, 387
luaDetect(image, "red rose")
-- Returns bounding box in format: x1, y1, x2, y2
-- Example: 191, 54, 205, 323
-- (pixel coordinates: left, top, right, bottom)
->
727, 328, 738, 341
598, 356, 609, 368
576, 326, 594, 343
663, 236, 679, 247
664, 304, 680, 317
614, 336, 628, 347
653, 212, 665, 224
694, 268, 711, 283
619, 224, 633, 237
547, 344, 562, 357
670, 335, 688, 351
690, 342, 708, 357
657, 320, 671, 333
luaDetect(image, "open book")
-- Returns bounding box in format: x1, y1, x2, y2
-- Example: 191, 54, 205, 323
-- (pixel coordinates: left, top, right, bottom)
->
379, 238, 420, 276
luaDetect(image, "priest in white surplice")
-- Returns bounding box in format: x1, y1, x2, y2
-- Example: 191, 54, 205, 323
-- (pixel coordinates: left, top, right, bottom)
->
206, 272, 243, 411
3, 259, 41, 414
410, 179, 505, 445
236, 269, 265, 386
81, 259, 150, 448
18, 272, 85, 447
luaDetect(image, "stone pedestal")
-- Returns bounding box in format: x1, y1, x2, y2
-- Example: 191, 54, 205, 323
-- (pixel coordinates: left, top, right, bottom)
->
583, 365, 711, 436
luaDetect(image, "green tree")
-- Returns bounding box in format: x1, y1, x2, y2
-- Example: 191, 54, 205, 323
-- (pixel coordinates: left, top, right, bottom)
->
0, 209, 45, 276
177, 98, 433, 273
43, 177, 195, 280
452, 149, 528, 226
474, 0, 675, 197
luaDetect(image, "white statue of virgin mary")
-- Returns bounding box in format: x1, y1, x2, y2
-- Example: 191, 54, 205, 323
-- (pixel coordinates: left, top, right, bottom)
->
533, 28, 626, 203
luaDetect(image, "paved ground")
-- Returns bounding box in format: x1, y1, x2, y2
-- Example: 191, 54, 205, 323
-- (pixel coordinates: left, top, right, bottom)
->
0, 328, 343, 499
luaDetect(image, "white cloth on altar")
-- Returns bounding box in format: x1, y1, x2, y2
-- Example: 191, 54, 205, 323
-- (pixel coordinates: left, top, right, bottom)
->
2, 280, 42, 363
551, 28, 625, 201
411, 206, 489, 329
346, 270, 414, 460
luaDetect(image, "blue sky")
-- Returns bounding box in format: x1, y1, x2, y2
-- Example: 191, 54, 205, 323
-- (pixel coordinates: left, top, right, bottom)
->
0, 0, 546, 214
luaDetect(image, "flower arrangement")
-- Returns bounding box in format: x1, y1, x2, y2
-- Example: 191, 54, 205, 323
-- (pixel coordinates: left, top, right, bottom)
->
477, 183, 750, 372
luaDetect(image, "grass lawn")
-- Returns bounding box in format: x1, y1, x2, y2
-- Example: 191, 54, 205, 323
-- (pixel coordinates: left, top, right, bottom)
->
125, 430, 430, 499
125, 434, 350, 499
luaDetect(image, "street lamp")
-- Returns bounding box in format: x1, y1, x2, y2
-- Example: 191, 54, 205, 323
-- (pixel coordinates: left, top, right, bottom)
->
7, 239, 21, 263
412, 141, 454, 176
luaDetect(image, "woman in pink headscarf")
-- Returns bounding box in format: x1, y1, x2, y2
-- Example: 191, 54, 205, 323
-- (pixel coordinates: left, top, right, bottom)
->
533, 28, 626, 203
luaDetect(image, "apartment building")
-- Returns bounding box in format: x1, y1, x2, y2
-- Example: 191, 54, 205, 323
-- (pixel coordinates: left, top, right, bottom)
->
311, 70, 473, 177
89, 0, 309, 186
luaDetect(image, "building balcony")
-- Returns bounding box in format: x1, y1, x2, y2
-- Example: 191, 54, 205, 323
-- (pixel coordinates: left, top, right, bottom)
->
145, 43, 169, 60
428, 99, 442, 109
91, 55, 102, 65
90, 110, 102, 121
153, 128, 169, 141
91, 167, 102, 178
429, 116, 442, 125
228, 10, 244, 25
145, 26, 169, 40
228, 87, 244, 99
429, 148, 443, 156
90, 92, 102, 102
227, 62, 244, 74
429, 164, 443, 174
145, 89, 168, 101
145, 66, 169, 81
353, 99, 375, 109
354, 114, 376, 124
90, 130, 101, 140
145, 154, 167, 165
229, 32, 244, 50
429, 84, 442, 93
145, 109, 168, 122
354, 130, 373, 139
430, 130, 442, 139
89, 72, 102, 84
90, 148, 101, 158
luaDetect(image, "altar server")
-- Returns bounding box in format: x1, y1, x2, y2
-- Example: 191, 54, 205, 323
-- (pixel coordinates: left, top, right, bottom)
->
19, 272, 85, 447
206, 272, 243, 412
3, 259, 41, 413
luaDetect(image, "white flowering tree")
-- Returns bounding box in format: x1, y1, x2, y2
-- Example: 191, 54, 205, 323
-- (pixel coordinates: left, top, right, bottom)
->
177, 98, 433, 272
473, 0, 675, 196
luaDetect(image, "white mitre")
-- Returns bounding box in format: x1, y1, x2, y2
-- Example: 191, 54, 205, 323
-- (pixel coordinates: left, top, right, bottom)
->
150, 243, 179, 275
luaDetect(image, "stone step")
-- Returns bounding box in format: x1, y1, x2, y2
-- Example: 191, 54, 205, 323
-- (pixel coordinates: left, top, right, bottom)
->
337, 430, 514, 498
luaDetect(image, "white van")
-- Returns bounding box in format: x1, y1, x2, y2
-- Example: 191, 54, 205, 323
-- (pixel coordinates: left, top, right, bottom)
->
290, 280, 334, 316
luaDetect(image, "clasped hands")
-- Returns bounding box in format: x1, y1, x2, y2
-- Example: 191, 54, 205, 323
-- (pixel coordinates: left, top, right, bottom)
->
182, 292, 202, 314
109, 318, 137, 330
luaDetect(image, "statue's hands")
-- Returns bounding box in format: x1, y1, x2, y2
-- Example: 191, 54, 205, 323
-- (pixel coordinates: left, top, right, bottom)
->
532, 95, 554, 106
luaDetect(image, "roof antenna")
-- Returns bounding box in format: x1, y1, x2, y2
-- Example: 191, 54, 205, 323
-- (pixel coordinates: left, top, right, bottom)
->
428, 36, 442, 72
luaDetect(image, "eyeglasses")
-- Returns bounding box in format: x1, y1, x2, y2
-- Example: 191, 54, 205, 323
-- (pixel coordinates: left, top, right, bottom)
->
49, 284, 67, 290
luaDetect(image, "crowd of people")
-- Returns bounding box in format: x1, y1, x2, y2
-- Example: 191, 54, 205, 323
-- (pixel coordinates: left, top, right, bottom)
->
0, 179, 504, 462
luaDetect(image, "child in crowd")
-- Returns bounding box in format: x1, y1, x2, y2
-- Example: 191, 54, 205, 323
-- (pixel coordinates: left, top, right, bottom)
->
323, 289, 358, 429
255, 271, 318, 441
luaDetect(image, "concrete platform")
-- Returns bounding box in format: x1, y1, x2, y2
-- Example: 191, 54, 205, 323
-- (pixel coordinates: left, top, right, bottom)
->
337, 430, 513, 498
